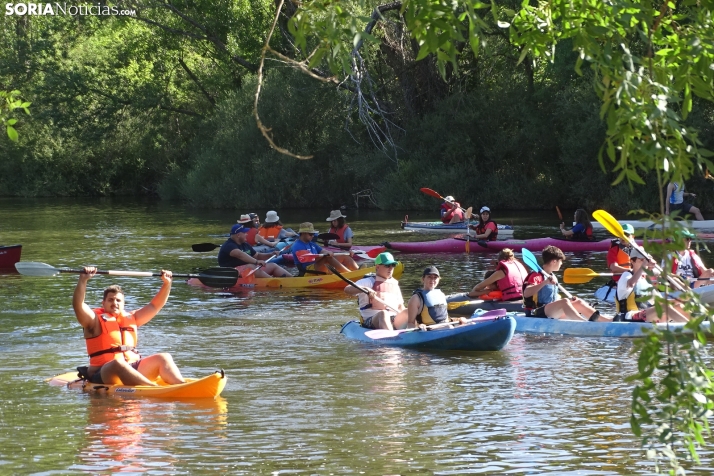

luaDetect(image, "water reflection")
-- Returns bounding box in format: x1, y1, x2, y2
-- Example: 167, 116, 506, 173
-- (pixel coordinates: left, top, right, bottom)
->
73, 396, 228, 474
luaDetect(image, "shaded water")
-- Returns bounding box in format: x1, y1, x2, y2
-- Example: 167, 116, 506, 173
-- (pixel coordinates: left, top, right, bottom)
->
0, 198, 712, 474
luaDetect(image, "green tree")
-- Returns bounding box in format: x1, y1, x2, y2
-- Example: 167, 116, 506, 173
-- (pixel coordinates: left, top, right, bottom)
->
0, 90, 30, 141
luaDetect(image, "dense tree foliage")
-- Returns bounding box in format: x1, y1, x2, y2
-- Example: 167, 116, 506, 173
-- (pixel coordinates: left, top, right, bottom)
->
2, 1, 712, 212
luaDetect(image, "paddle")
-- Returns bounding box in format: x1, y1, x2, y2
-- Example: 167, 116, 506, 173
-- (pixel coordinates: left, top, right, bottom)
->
592, 209, 687, 292
326, 264, 400, 313
465, 206, 473, 254
244, 241, 295, 278
192, 243, 220, 252
564, 268, 615, 284
706, 169, 714, 181
15, 262, 239, 288
316, 232, 340, 245
364, 308, 508, 339
296, 248, 382, 263
556, 206, 564, 226
521, 248, 574, 299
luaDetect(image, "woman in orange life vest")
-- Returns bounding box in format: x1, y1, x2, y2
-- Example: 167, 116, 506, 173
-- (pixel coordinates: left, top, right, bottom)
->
343, 252, 408, 330
257, 210, 297, 246
669, 228, 714, 288
440, 196, 465, 224
72, 267, 185, 386
465, 248, 528, 302
559, 208, 594, 241
325, 209, 354, 250
469, 206, 498, 241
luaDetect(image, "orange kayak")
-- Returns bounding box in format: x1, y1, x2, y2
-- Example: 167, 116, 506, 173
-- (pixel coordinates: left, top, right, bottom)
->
48, 369, 227, 399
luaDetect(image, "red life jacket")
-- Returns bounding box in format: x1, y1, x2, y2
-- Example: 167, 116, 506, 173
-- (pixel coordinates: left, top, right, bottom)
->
246, 228, 259, 246
475, 220, 499, 241
671, 250, 703, 278
495, 259, 528, 300
86, 308, 140, 367
329, 224, 350, 243
441, 203, 464, 223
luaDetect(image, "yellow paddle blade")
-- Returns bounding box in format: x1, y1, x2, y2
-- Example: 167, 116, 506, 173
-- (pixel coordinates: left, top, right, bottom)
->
592, 209, 625, 240
563, 268, 600, 284
447, 300, 471, 310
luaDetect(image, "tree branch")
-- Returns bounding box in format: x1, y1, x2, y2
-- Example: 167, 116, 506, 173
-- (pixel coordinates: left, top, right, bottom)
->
178, 58, 215, 105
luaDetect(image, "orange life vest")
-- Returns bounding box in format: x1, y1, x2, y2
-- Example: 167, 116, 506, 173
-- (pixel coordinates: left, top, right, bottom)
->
258, 225, 282, 241
478, 290, 503, 300
608, 240, 631, 282
329, 224, 350, 243
495, 259, 528, 300
86, 308, 140, 367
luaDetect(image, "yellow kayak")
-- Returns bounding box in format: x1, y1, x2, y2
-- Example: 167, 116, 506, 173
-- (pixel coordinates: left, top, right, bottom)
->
48, 369, 227, 399
186, 263, 404, 290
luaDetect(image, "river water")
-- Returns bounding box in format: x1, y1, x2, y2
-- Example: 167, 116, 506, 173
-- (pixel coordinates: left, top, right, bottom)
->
0, 198, 711, 474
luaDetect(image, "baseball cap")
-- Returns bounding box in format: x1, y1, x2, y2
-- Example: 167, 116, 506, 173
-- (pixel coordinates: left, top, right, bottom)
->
231, 224, 251, 235
422, 266, 440, 277
621, 223, 635, 235
375, 252, 398, 266
676, 228, 696, 239
480, 206, 491, 214
444, 196, 455, 202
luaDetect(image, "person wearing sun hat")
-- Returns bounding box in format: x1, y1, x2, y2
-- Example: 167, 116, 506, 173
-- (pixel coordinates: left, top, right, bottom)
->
291, 222, 359, 275
325, 209, 354, 250
469, 206, 499, 241
344, 252, 408, 330
217, 223, 291, 278
440, 195, 465, 224
257, 210, 297, 247
615, 246, 690, 322
670, 228, 714, 288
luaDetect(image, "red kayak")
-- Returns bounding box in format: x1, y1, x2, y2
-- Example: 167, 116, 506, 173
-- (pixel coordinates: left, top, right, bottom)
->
0, 245, 22, 270
384, 235, 643, 253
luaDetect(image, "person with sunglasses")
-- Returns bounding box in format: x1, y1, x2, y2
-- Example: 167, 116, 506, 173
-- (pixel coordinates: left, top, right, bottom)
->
344, 252, 407, 330
670, 228, 714, 288
615, 247, 689, 322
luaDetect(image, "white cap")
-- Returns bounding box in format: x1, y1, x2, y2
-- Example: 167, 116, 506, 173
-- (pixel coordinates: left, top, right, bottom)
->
444, 196, 455, 202
480, 206, 491, 214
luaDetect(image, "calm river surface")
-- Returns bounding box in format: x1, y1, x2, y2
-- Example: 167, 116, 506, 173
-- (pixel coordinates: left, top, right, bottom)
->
1, 198, 712, 475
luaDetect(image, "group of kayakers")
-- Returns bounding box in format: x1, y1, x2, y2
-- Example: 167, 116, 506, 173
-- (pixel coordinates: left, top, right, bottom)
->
216, 209, 360, 278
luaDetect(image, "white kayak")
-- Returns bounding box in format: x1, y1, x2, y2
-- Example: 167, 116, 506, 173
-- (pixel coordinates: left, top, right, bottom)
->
593, 283, 714, 303
401, 220, 514, 237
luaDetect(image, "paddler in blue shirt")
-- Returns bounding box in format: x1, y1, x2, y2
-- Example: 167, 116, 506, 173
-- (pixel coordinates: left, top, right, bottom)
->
407, 266, 467, 330
291, 222, 359, 275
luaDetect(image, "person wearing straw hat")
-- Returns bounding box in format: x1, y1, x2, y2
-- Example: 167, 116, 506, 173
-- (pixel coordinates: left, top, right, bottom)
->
615, 247, 689, 322
217, 223, 291, 277
345, 252, 408, 330
257, 210, 297, 247
326, 209, 354, 250
440, 196, 465, 224
669, 228, 714, 288
291, 222, 359, 275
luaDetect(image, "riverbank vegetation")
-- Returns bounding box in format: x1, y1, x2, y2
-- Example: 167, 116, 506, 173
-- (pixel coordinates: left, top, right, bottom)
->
1, 3, 712, 213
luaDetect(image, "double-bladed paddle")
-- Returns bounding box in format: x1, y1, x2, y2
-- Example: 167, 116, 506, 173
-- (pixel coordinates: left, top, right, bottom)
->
296, 248, 383, 263
363, 308, 508, 339
521, 248, 574, 299
563, 268, 615, 284
244, 241, 296, 278
15, 262, 239, 288
191, 234, 334, 253
420, 188, 471, 214
592, 209, 688, 292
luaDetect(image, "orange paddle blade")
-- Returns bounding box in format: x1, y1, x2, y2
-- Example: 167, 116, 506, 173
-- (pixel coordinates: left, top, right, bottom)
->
556, 206, 563, 221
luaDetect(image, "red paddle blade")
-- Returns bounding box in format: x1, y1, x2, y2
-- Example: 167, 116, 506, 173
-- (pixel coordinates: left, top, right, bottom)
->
297, 253, 321, 263
362, 247, 386, 258
419, 188, 443, 200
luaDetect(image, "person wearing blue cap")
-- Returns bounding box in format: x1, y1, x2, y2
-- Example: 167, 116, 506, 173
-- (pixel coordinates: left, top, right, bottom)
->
344, 252, 408, 330
217, 223, 291, 277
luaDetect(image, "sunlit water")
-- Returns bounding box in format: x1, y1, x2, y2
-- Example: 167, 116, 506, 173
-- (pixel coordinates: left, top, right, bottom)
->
0, 198, 712, 474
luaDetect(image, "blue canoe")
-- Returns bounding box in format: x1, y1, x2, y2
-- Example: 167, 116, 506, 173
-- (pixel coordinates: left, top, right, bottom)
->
340, 317, 516, 351
511, 314, 708, 338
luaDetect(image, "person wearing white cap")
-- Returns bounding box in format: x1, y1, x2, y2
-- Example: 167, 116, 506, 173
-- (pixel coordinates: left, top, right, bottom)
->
615, 247, 689, 322
440, 196, 465, 224
469, 206, 499, 241
257, 210, 297, 247
325, 210, 354, 250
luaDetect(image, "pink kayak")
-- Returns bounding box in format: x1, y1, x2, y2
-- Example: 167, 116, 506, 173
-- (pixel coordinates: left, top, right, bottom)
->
280, 245, 387, 263
384, 235, 643, 253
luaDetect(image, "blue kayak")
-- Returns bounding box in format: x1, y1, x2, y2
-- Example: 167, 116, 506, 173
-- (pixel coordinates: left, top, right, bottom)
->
512, 314, 703, 338
340, 317, 516, 351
